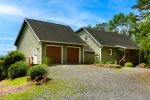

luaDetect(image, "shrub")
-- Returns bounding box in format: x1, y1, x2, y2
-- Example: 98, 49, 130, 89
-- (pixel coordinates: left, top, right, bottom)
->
113, 60, 118, 65
3, 50, 25, 76
9, 61, 28, 79
0, 56, 4, 60
124, 62, 133, 67
29, 65, 48, 80
98, 60, 118, 65
0, 59, 5, 80
137, 63, 146, 68
43, 57, 52, 65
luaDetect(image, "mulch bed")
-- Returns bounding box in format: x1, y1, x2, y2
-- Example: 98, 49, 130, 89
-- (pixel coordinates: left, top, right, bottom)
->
94, 64, 122, 68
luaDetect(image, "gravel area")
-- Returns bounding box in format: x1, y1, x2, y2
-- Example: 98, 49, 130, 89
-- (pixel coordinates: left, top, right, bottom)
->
48, 65, 150, 100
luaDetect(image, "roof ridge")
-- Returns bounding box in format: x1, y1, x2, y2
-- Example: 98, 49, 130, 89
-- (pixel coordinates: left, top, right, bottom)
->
84, 27, 127, 37
25, 18, 70, 28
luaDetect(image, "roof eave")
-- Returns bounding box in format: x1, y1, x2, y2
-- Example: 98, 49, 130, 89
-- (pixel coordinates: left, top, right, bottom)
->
14, 19, 26, 46
75, 27, 84, 33
82, 28, 102, 47
14, 19, 40, 46
102, 45, 139, 49
39, 40, 86, 46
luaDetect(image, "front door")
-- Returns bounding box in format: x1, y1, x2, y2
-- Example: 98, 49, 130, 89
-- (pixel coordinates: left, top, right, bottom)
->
33, 48, 37, 64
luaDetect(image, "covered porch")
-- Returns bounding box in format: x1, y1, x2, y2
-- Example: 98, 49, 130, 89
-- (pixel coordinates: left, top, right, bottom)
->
119, 48, 139, 66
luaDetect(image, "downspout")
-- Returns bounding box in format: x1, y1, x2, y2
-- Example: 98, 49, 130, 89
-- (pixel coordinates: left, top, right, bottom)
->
40, 41, 43, 64
83, 45, 84, 64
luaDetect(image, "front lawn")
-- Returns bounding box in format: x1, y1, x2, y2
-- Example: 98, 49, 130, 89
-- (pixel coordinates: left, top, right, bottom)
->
1, 65, 150, 100
0, 74, 83, 100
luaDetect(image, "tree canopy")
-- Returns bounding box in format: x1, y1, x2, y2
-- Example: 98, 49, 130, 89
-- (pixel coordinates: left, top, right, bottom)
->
87, 0, 150, 64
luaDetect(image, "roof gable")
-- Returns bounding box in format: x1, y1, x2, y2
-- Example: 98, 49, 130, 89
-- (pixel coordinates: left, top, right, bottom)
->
15, 19, 85, 46
76, 27, 138, 49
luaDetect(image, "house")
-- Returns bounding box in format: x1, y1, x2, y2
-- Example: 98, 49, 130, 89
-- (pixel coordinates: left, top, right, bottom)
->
76, 27, 139, 66
14, 19, 85, 64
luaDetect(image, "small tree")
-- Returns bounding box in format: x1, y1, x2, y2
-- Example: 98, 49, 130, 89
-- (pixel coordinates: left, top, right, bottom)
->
0, 59, 4, 80
42, 57, 52, 65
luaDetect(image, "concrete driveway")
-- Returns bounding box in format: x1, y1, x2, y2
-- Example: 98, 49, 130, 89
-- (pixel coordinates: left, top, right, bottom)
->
48, 65, 150, 100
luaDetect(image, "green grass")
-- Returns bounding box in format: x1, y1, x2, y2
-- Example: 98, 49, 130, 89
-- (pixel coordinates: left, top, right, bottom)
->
1, 67, 84, 100
0, 76, 28, 88
1, 77, 83, 100
7, 76, 28, 85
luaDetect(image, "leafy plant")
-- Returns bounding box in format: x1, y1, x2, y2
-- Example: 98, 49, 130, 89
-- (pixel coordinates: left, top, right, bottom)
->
0, 59, 5, 80
124, 62, 133, 67
0, 56, 4, 60
42, 57, 52, 65
137, 63, 146, 68
3, 50, 25, 76
9, 61, 28, 79
98, 60, 118, 65
29, 65, 48, 80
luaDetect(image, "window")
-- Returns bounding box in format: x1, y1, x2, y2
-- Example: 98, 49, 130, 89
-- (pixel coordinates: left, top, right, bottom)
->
108, 49, 112, 55
33, 48, 37, 56
85, 36, 88, 41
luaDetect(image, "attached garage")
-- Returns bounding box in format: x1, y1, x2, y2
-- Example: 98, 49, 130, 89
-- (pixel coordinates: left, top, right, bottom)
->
46, 46, 62, 64
15, 19, 85, 65
67, 47, 80, 64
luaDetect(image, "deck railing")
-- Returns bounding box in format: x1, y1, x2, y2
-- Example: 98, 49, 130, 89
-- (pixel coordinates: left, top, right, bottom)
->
119, 56, 125, 66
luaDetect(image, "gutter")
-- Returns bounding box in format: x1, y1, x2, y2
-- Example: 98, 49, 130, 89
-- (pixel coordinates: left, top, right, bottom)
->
39, 40, 86, 46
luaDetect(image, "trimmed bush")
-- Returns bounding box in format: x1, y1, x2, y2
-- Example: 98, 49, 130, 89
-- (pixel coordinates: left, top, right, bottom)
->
9, 61, 28, 79
3, 50, 25, 76
124, 62, 133, 67
29, 65, 48, 80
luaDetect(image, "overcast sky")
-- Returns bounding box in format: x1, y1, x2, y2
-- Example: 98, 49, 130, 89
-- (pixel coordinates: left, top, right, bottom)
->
0, 0, 137, 55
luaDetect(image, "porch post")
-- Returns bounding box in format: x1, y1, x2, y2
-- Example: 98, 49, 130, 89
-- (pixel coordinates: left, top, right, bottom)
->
99, 47, 101, 62
124, 49, 126, 62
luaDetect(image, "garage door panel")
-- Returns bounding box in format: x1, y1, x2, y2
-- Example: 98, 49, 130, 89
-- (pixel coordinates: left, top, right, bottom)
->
46, 46, 61, 64
67, 47, 79, 64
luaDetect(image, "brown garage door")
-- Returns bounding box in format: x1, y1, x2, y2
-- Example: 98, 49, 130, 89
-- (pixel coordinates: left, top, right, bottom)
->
67, 47, 79, 64
46, 46, 61, 64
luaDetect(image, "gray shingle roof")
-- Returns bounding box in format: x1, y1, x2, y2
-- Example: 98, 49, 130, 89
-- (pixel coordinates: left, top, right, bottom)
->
77, 27, 138, 49
15, 19, 85, 46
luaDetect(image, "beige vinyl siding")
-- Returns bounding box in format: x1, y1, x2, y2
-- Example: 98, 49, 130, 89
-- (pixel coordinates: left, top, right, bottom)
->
84, 52, 95, 64
17, 25, 41, 64
101, 47, 123, 62
77, 30, 100, 55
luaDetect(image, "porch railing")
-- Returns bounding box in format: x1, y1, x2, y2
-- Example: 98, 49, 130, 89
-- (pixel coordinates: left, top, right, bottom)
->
119, 56, 125, 66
